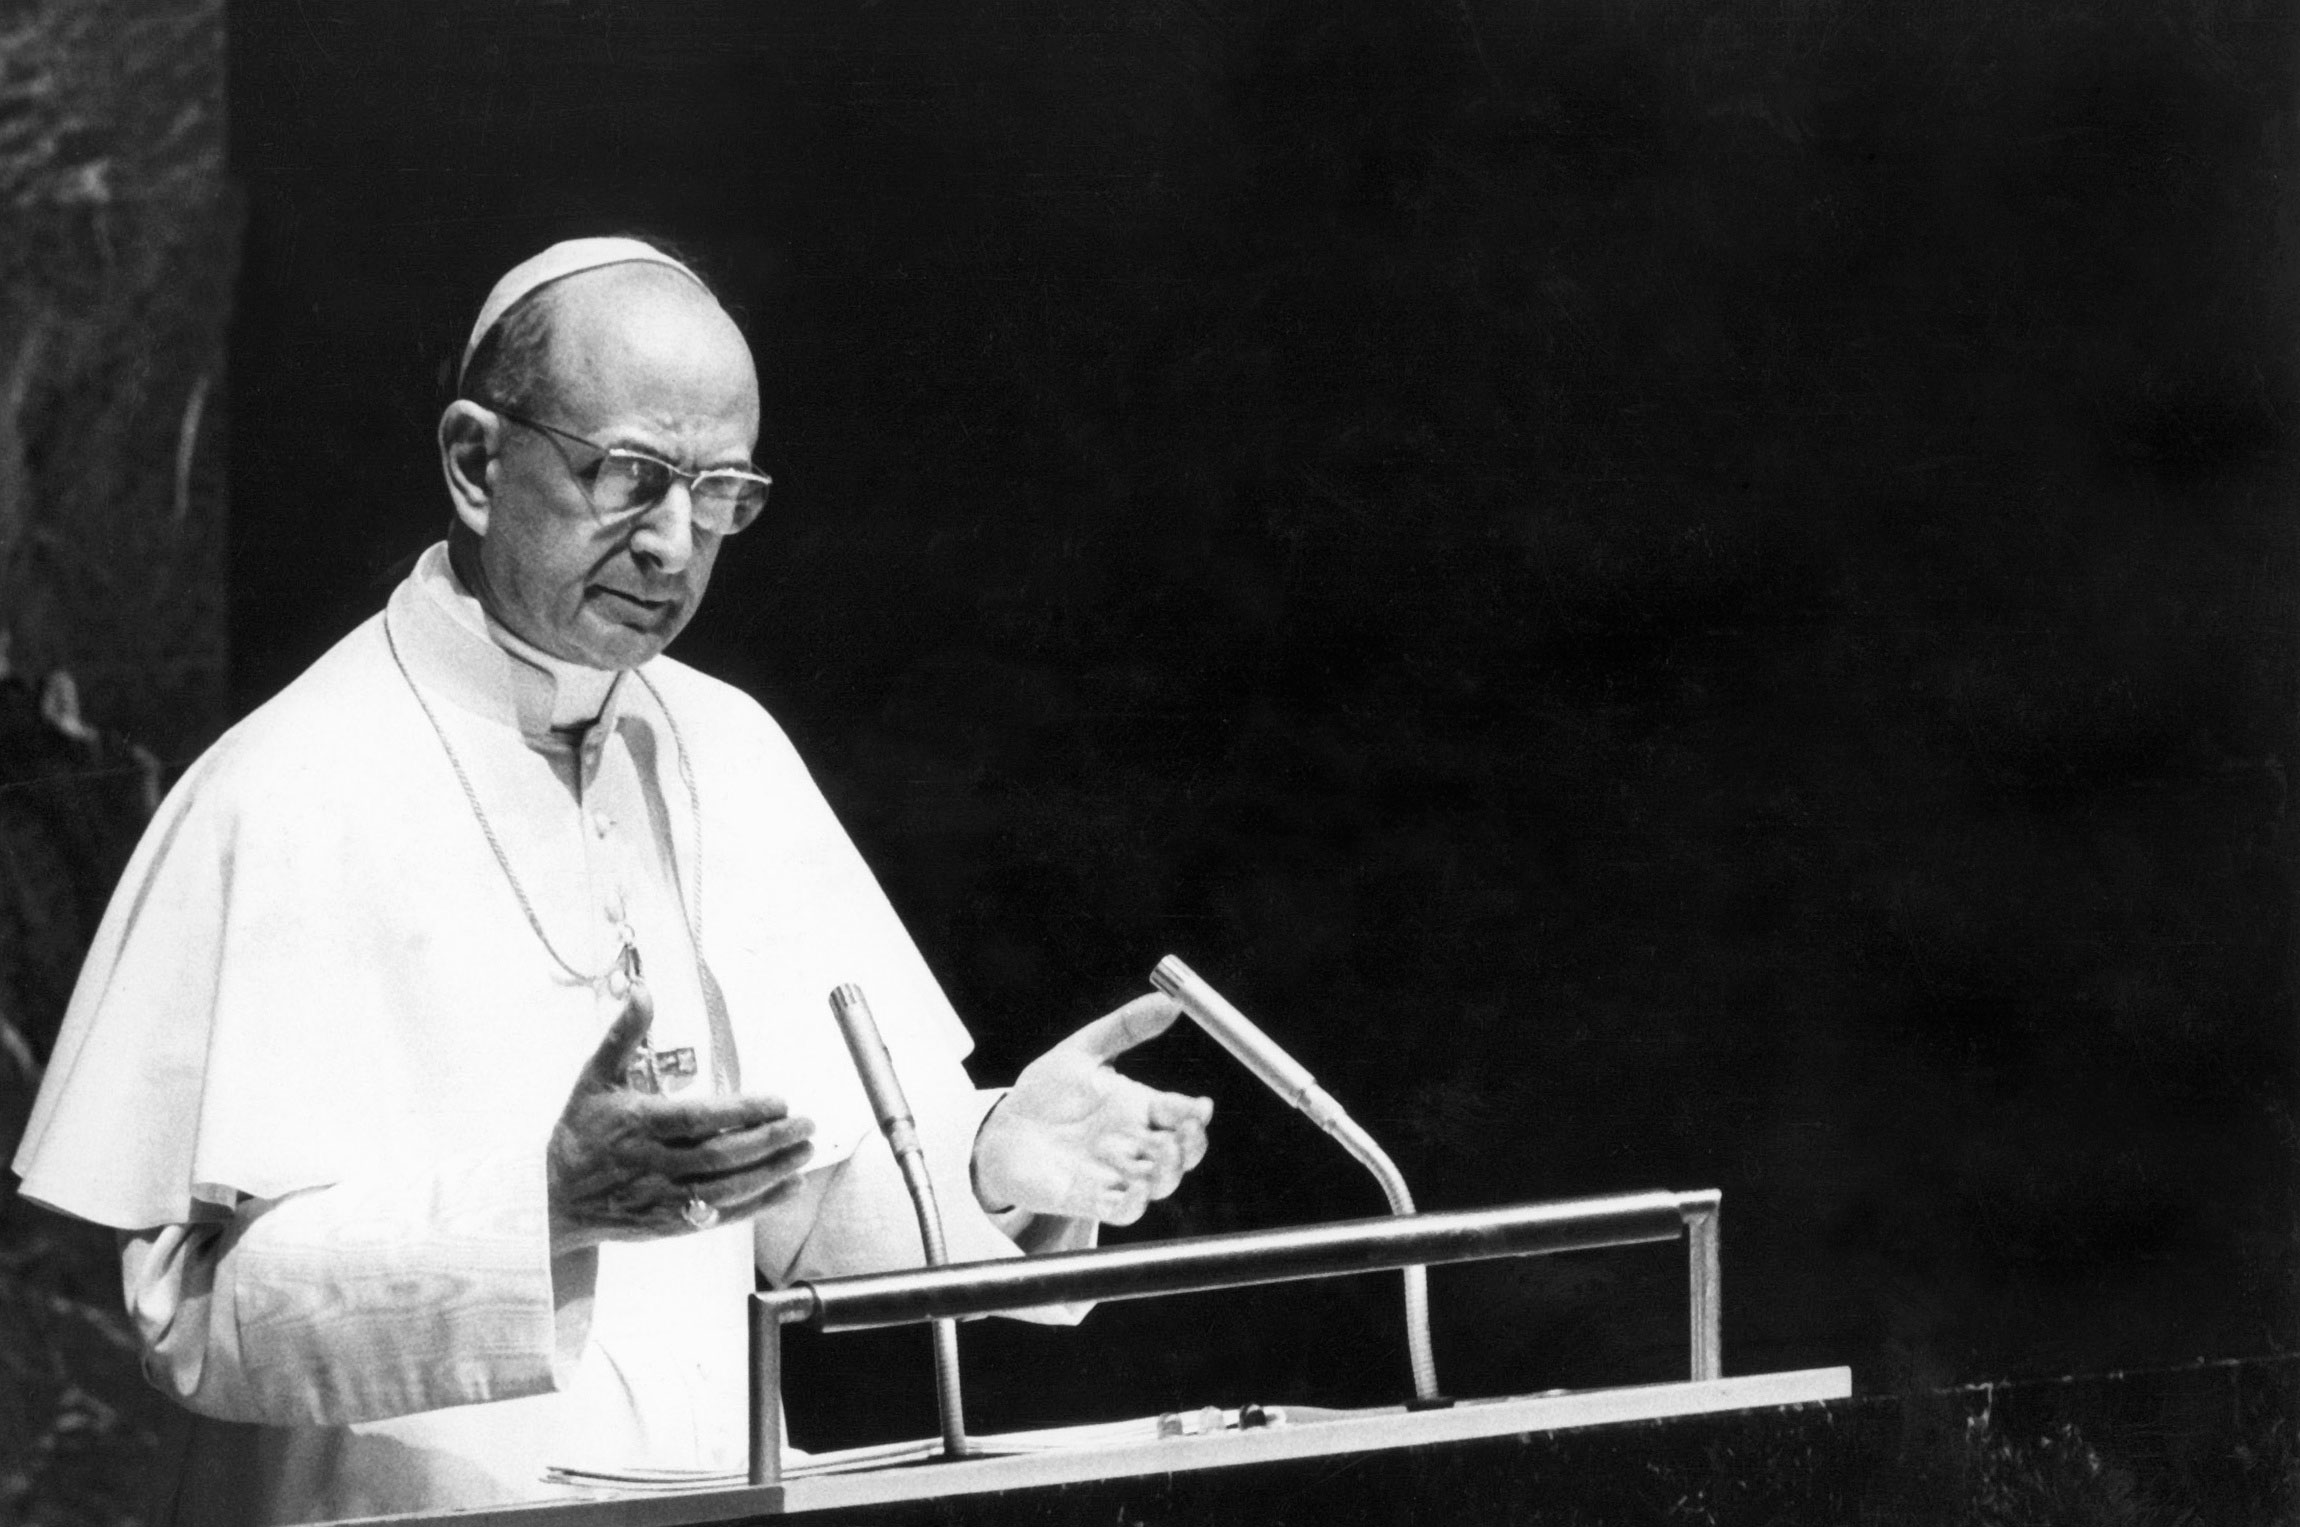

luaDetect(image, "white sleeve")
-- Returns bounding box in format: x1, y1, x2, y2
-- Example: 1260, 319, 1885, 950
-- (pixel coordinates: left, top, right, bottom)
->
119, 1144, 596, 1426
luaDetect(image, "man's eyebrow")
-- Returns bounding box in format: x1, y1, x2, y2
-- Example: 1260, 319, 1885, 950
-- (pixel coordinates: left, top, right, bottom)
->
601, 435, 757, 473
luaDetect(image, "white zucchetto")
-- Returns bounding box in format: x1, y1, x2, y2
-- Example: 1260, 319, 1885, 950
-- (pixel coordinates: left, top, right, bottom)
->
461, 236, 706, 382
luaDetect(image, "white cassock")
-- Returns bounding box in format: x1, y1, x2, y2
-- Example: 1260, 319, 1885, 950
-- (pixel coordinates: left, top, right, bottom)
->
11, 544, 1089, 1522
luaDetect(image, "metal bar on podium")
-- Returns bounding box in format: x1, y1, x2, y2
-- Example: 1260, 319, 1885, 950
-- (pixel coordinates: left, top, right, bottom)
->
1682, 1190, 1722, 1382
750, 1190, 1724, 1486
749, 1292, 792, 1485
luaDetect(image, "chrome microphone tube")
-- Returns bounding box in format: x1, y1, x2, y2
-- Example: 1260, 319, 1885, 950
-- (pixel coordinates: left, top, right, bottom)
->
1150, 955, 1441, 1403
830, 983, 969, 1458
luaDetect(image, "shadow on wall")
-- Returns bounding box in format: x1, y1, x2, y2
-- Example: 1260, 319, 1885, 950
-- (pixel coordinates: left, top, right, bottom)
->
0, 0, 233, 1520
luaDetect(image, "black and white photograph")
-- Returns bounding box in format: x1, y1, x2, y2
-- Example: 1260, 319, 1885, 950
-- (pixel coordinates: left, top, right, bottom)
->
0, 1, 2293, 1522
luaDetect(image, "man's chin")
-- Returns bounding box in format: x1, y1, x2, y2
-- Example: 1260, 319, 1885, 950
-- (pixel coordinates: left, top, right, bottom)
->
571, 612, 680, 670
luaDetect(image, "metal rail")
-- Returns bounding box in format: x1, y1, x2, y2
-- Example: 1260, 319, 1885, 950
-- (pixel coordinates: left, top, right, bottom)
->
750, 1188, 1723, 1486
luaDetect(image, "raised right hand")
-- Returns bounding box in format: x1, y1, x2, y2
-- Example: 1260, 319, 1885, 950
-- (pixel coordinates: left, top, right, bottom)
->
546, 980, 815, 1253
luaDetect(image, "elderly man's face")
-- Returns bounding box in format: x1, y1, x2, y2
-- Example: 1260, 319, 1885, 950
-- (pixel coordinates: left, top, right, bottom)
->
475, 272, 761, 670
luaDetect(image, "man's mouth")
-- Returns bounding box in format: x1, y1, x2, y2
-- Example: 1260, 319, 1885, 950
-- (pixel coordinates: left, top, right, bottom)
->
590, 587, 674, 621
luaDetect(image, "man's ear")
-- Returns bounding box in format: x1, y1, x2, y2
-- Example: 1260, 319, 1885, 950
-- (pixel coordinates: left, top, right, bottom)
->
438, 400, 500, 536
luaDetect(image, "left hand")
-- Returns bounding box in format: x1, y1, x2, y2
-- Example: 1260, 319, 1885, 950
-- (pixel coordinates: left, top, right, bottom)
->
972, 993, 1214, 1225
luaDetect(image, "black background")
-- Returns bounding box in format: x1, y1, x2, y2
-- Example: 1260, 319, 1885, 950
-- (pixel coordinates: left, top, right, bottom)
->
230, 0, 2295, 1449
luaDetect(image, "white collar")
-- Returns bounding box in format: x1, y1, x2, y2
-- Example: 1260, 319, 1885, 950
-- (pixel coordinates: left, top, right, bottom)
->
394, 542, 632, 741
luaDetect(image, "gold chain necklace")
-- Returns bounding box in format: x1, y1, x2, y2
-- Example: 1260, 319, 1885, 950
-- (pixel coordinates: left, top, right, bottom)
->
382, 611, 705, 991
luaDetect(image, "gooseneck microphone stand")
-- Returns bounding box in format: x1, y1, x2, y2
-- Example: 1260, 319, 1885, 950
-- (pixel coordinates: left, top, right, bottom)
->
830, 983, 970, 1458
1150, 955, 1443, 1405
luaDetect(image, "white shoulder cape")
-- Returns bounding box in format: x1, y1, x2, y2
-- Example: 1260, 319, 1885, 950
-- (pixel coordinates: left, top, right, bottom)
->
14, 577, 973, 1228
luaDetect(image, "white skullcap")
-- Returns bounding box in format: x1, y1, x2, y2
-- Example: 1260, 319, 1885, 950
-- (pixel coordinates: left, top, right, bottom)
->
460, 236, 707, 383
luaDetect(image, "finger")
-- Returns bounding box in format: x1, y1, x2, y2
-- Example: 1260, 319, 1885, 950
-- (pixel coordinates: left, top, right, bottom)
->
1145, 1091, 1212, 1177
1172, 1113, 1210, 1174
1138, 1130, 1185, 1198
1057, 992, 1183, 1065
584, 981, 656, 1089
662, 1134, 817, 1230
704, 1141, 821, 1219
1106, 1125, 1178, 1176
1099, 1174, 1150, 1226
644, 1091, 795, 1143
1145, 1090, 1214, 1130
679, 1118, 817, 1181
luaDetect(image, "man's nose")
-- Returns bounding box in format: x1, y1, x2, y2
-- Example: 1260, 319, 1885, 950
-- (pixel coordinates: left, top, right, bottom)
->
629, 481, 697, 573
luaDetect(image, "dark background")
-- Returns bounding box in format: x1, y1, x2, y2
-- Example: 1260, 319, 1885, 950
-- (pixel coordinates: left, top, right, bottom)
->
224, 0, 2294, 1452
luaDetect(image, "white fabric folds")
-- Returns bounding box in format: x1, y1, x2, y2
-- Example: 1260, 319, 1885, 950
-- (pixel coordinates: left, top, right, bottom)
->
13, 547, 971, 1230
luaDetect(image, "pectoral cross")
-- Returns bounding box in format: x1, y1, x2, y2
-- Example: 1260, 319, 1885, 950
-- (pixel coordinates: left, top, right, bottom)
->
606, 933, 698, 1094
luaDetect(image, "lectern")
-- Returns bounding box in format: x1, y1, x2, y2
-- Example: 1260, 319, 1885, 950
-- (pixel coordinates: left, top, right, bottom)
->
357, 1187, 1850, 1524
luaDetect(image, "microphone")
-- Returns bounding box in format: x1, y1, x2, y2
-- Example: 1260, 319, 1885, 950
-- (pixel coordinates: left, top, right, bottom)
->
1150, 955, 1444, 1405
829, 983, 969, 1458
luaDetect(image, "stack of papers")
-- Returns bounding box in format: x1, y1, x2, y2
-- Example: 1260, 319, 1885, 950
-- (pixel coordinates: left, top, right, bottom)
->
544, 1406, 1325, 1492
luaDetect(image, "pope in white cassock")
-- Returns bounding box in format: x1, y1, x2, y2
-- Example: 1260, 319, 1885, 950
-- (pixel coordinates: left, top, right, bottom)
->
10, 238, 1214, 1521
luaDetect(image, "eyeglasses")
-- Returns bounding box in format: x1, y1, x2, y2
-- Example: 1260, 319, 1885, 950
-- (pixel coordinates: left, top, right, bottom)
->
484, 403, 772, 535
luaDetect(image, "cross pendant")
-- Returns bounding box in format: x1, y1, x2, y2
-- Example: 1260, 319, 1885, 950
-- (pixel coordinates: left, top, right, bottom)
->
609, 935, 697, 1094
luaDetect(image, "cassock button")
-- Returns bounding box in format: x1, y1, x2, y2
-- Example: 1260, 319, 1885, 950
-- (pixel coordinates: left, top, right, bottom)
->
591, 810, 612, 838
